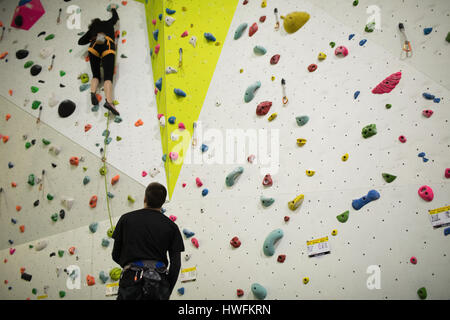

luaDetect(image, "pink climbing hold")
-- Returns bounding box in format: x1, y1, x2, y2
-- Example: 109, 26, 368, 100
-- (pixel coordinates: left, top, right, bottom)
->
249, 23, 258, 37
155, 44, 160, 54
398, 135, 407, 143
182, 183, 187, 188
169, 215, 177, 222
9, 248, 15, 255
422, 109, 433, 118
196, 178, 203, 187
334, 46, 348, 57
262, 174, 273, 187
248, 155, 256, 163
181, 31, 188, 37
191, 237, 199, 248
142, 171, 147, 177
270, 54, 280, 65
445, 168, 450, 178
152, 19, 156, 25
11, 0, 46, 31
178, 122, 186, 130
418, 185, 433, 202
154, 88, 158, 95
169, 152, 179, 161
410, 256, 417, 264
157, 114, 164, 120
372, 71, 402, 94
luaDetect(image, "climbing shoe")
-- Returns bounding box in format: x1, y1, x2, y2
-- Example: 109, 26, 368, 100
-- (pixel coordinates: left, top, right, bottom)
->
103, 101, 120, 116
91, 92, 99, 106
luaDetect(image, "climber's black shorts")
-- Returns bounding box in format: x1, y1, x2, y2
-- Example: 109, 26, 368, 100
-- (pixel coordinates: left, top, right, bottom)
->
117, 267, 171, 300
88, 40, 115, 82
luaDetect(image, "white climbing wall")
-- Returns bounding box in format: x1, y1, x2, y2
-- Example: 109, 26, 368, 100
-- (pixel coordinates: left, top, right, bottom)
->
1, 0, 450, 300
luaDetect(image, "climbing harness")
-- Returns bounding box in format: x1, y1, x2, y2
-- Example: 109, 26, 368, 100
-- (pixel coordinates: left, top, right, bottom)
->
88, 35, 116, 58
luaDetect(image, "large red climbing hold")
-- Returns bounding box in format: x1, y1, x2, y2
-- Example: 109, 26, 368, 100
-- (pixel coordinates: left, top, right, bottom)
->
256, 101, 272, 116
262, 174, 273, 187
270, 54, 280, 65
249, 23, 258, 37
230, 236, 241, 248
372, 71, 402, 94
69, 157, 79, 166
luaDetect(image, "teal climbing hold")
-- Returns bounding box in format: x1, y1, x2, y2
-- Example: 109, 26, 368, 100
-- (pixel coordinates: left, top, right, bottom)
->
234, 23, 248, 40
296, 116, 309, 127
99, 271, 109, 284
251, 283, 267, 300
226, 167, 244, 187
382, 173, 396, 183
91, 105, 99, 112
80, 84, 90, 92
336, 210, 349, 223
101, 238, 110, 247
105, 137, 112, 145
244, 81, 261, 103
253, 45, 267, 55
263, 229, 284, 256
261, 196, 275, 207
89, 222, 98, 233
83, 176, 90, 185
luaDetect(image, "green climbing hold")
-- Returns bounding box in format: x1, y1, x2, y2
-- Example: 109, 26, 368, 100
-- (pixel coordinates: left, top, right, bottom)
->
59, 291, 66, 298
226, 167, 244, 187
46, 193, 54, 200
128, 195, 136, 203
25, 142, 32, 149
446, 32, 450, 43
83, 167, 88, 172
336, 210, 349, 223
60, 71, 66, 77
353, 0, 359, 6
31, 86, 39, 93
365, 21, 376, 33
45, 34, 55, 41
32, 288, 37, 295
99, 166, 107, 176
42, 139, 51, 145
109, 268, 122, 281
116, 136, 122, 141
24, 61, 34, 68
80, 73, 89, 84
58, 250, 64, 257
329, 42, 336, 48
51, 213, 58, 222
385, 104, 392, 109
107, 226, 115, 238
362, 124, 377, 139
32, 101, 41, 110
382, 173, 397, 183
417, 287, 427, 299
28, 174, 35, 186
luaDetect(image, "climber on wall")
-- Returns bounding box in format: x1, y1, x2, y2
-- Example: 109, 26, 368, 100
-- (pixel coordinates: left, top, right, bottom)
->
112, 183, 185, 300
78, 4, 120, 116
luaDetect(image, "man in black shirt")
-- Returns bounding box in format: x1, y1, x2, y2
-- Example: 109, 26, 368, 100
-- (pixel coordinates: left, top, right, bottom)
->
112, 182, 185, 300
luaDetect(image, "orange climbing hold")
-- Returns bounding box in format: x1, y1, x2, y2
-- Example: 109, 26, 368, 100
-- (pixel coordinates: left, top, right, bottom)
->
2, 135, 9, 143
96, 94, 102, 102
111, 175, 120, 185
8, 90, 13, 96
16, 205, 22, 212
84, 124, 92, 132
5, 114, 11, 121
68, 246, 76, 255
11, 182, 17, 188
121, 39, 126, 44
19, 225, 25, 233
70, 157, 79, 166
0, 52, 8, 59
121, 1, 128, 6
20, 267, 26, 274
89, 195, 98, 208
135, 119, 144, 127
86, 275, 95, 286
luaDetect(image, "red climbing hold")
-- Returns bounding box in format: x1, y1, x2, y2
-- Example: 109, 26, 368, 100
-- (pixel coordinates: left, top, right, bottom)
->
2, 135, 9, 143
19, 225, 25, 233
86, 275, 95, 286
237, 289, 244, 297
243, 0, 248, 5
284, 216, 290, 222
270, 54, 280, 65
69, 157, 79, 166
11, 182, 17, 188
445, 168, 450, 178
181, 31, 188, 37
398, 135, 407, 143
259, 16, 266, 23
16, 205, 22, 212
230, 236, 241, 248
422, 109, 433, 118
277, 254, 286, 263
262, 174, 273, 187
68, 247, 76, 255
308, 64, 317, 72
84, 124, 92, 132
191, 238, 199, 248
89, 195, 98, 208
169, 215, 177, 222
372, 71, 402, 94
410, 256, 417, 264
196, 178, 203, 187
249, 23, 258, 37
5, 114, 11, 121
256, 101, 272, 116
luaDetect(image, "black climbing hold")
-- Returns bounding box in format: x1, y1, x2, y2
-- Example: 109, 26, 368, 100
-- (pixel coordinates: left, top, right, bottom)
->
51, 163, 57, 168
31, 139, 36, 145
33, 200, 40, 207
37, 31, 46, 37
60, 84, 65, 88
15, 15, 24, 27
58, 100, 76, 118
21, 273, 32, 281
16, 49, 29, 59
30, 64, 42, 76
50, 252, 56, 257
59, 209, 65, 219
38, 80, 45, 84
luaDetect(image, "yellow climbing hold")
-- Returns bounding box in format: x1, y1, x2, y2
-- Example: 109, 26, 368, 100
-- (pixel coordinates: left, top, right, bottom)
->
271, 76, 275, 81
268, 113, 277, 121
302, 277, 309, 284
331, 229, 338, 236
288, 194, 304, 211
318, 52, 327, 60
297, 138, 306, 146
240, 68, 244, 73
261, 0, 267, 8
342, 153, 349, 162
283, 12, 310, 34
306, 170, 315, 177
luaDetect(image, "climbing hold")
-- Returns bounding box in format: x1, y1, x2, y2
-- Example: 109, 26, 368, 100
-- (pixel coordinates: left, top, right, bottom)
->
154, 44, 160, 54
169, 152, 179, 161
5, 114, 11, 121
9, 248, 16, 255
382, 173, 397, 183
191, 238, 199, 248
59, 70, 66, 77
101, 238, 110, 247
335, 46, 348, 57
111, 175, 120, 185
234, 23, 248, 40
165, 16, 175, 26
296, 115, 309, 127
331, 229, 338, 236
86, 275, 95, 286
35, 240, 48, 251
2, 136, 9, 143
58, 250, 64, 257
318, 52, 326, 60
270, 54, 280, 65
196, 177, 203, 187
177, 287, 185, 295
410, 256, 417, 264
444, 227, 450, 236
42, 138, 51, 145
308, 64, 317, 72
174, 88, 186, 97
263, 229, 284, 256
16, 49, 29, 59
361, 124, 377, 138
349, 34, 355, 40
59, 209, 65, 219
58, 100, 76, 118
8, 162, 14, 169
260, 16, 266, 22
68, 247, 76, 255
230, 236, 241, 248
31, 86, 39, 93
237, 289, 244, 297
422, 109, 433, 118
249, 23, 258, 37
306, 170, 315, 177
165, 66, 177, 74
30, 64, 42, 76
89, 222, 98, 233
365, 21, 376, 33
261, 196, 275, 207
47, 193, 54, 200
277, 254, 286, 263
261, 0, 267, 7
99, 271, 109, 284
33, 200, 39, 207
283, 12, 310, 33
155, 77, 162, 91
253, 45, 267, 55
244, 81, 261, 103
342, 153, 349, 161
262, 174, 273, 187
359, 39, 367, 46
268, 113, 277, 121
288, 194, 304, 211
127, 195, 136, 203
168, 116, 176, 124
423, 27, 432, 35
28, 174, 35, 186
422, 92, 435, 100
418, 185, 433, 202
226, 167, 244, 187
385, 104, 392, 109
354, 91, 360, 99
109, 268, 122, 281
99, 166, 107, 176
256, 101, 272, 116
417, 287, 427, 300
19, 225, 25, 233
302, 277, 309, 284
398, 135, 407, 143
70, 156, 79, 166
372, 72, 402, 94
445, 168, 450, 178
352, 190, 380, 210
180, 30, 188, 38
251, 283, 267, 300
169, 215, 177, 222
107, 227, 115, 238
204, 33, 216, 42
45, 34, 55, 41
89, 196, 98, 208
295, 138, 306, 147
201, 144, 209, 153
189, 36, 197, 47
166, 8, 176, 15
135, 119, 144, 127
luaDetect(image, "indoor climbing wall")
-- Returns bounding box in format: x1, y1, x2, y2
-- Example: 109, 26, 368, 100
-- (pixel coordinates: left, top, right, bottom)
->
1, 0, 450, 301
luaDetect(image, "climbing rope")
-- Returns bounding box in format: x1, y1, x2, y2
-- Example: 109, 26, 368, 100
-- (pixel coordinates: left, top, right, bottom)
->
101, 112, 114, 230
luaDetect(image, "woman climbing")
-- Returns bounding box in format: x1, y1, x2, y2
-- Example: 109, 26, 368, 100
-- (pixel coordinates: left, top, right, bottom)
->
78, 5, 120, 116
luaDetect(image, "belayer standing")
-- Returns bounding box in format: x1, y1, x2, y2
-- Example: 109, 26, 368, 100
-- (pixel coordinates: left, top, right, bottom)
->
78, 4, 120, 116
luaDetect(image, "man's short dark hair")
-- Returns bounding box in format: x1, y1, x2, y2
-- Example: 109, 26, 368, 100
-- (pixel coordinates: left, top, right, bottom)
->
145, 182, 167, 208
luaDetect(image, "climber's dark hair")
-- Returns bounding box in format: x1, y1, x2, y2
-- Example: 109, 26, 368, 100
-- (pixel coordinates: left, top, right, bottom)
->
145, 182, 167, 209
88, 18, 101, 30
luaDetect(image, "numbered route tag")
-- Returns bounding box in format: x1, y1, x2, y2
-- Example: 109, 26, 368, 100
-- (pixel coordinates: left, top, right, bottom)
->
180, 266, 197, 283
428, 205, 450, 229
307, 236, 330, 257
105, 282, 119, 296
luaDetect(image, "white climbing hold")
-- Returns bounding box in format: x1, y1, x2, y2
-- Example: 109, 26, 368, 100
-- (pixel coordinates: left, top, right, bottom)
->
149, 168, 160, 178
48, 92, 58, 107
61, 197, 74, 210
40, 47, 54, 59
35, 240, 48, 251
165, 16, 175, 26
165, 66, 178, 74
189, 36, 197, 48
171, 132, 179, 141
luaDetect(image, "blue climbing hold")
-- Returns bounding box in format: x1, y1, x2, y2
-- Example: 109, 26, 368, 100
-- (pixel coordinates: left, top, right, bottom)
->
153, 29, 159, 41
202, 189, 209, 197
8, 162, 14, 168
204, 32, 216, 42
423, 92, 435, 100
359, 39, 367, 46
8, 240, 13, 245
418, 152, 425, 157
423, 157, 429, 163
11, 218, 17, 224
155, 77, 162, 91
354, 91, 360, 99
174, 88, 186, 97
349, 34, 355, 40
433, 97, 440, 103
158, 13, 162, 21
423, 27, 432, 35
162, 154, 167, 162
201, 144, 208, 153
177, 287, 185, 295
183, 229, 195, 238
166, 8, 176, 15
444, 227, 450, 236
352, 189, 380, 210
168, 116, 176, 124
